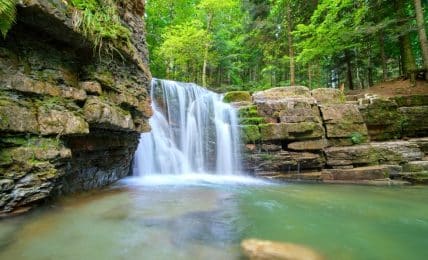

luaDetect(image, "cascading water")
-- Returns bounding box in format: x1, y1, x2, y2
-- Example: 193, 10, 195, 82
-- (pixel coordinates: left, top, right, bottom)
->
133, 79, 241, 176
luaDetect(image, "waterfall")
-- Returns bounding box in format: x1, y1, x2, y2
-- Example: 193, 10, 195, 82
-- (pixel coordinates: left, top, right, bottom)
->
133, 79, 241, 176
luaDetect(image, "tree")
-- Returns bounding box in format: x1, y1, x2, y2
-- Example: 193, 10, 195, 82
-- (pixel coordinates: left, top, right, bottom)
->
414, 0, 428, 80
197, 0, 238, 86
158, 21, 211, 82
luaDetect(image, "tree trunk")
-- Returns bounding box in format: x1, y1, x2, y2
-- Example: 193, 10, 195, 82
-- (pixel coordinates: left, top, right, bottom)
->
379, 31, 388, 81
414, 0, 428, 80
287, 3, 295, 86
345, 51, 354, 90
308, 63, 312, 89
396, 0, 417, 86
202, 14, 213, 87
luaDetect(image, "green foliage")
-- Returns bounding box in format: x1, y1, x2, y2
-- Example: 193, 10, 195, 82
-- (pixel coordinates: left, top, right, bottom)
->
147, 0, 427, 92
350, 132, 365, 145
70, 0, 131, 51
157, 21, 211, 80
0, 0, 17, 38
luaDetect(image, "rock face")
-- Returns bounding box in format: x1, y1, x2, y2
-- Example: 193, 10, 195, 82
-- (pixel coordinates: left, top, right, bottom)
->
0, 1, 151, 215
236, 86, 428, 185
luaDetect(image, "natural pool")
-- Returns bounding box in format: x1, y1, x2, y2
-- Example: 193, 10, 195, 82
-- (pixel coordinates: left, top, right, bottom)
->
1, 175, 428, 260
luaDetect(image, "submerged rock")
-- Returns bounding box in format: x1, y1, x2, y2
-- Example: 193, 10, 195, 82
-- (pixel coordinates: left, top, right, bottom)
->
241, 239, 324, 260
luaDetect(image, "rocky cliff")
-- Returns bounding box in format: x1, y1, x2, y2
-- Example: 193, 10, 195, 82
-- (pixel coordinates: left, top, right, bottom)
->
0, 0, 152, 215
229, 87, 428, 185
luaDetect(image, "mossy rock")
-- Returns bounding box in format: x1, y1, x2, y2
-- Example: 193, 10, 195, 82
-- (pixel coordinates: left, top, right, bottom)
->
238, 105, 259, 118
394, 95, 428, 107
240, 125, 261, 143
240, 117, 265, 125
223, 91, 251, 103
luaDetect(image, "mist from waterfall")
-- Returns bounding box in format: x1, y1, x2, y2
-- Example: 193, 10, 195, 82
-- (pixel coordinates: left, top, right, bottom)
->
133, 79, 241, 176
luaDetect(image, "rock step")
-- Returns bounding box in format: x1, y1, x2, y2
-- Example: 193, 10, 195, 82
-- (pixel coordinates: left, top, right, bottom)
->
322, 179, 411, 186
321, 165, 402, 181
400, 172, 428, 184
403, 161, 428, 172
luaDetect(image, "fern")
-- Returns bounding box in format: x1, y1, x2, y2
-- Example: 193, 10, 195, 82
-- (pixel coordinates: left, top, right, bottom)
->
0, 0, 17, 38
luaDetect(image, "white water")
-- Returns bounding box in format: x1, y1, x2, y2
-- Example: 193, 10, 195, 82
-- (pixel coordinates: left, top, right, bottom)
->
134, 79, 241, 176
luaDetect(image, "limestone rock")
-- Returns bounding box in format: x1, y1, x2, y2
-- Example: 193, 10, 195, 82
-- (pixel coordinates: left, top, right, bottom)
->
83, 97, 135, 131
8, 75, 87, 101
288, 139, 328, 151
38, 107, 89, 136
359, 99, 402, 141
403, 161, 428, 172
321, 165, 401, 181
311, 88, 345, 104
0, 98, 39, 133
393, 94, 428, 107
80, 81, 102, 95
320, 104, 368, 140
400, 106, 428, 137
253, 86, 311, 102
256, 97, 318, 124
259, 122, 324, 141
324, 141, 423, 167
241, 239, 323, 260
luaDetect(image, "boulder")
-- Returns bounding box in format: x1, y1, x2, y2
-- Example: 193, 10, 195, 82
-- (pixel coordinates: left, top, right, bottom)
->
311, 88, 345, 104
241, 239, 323, 260
223, 91, 252, 103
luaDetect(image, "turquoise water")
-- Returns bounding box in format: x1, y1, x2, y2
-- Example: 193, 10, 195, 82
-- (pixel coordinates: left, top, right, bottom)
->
1, 175, 428, 260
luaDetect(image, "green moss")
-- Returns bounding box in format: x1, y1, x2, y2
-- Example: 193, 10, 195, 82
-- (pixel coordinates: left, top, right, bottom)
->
260, 153, 275, 161
350, 132, 365, 145
0, 149, 13, 166
238, 105, 258, 118
240, 125, 261, 143
240, 117, 265, 125
394, 95, 428, 107
223, 91, 251, 103
69, 0, 132, 52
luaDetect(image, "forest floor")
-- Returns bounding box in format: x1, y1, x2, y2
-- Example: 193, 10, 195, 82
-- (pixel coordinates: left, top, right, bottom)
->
347, 79, 428, 98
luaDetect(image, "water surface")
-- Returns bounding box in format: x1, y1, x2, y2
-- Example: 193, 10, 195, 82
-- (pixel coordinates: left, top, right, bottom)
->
1, 176, 428, 260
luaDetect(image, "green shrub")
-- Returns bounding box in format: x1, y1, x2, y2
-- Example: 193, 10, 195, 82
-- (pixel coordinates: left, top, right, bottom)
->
0, 0, 17, 38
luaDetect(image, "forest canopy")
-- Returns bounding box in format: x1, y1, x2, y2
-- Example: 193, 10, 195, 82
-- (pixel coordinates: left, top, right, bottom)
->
146, 0, 428, 92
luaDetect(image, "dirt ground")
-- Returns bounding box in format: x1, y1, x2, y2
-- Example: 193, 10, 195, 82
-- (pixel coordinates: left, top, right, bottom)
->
347, 79, 428, 98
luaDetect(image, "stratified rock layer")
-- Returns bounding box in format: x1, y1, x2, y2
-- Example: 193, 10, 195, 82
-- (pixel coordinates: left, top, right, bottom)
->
0, 0, 151, 215
234, 86, 428, 185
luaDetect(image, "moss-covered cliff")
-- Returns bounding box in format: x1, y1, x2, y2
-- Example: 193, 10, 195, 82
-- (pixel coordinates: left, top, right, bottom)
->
0, 0, 151, 216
